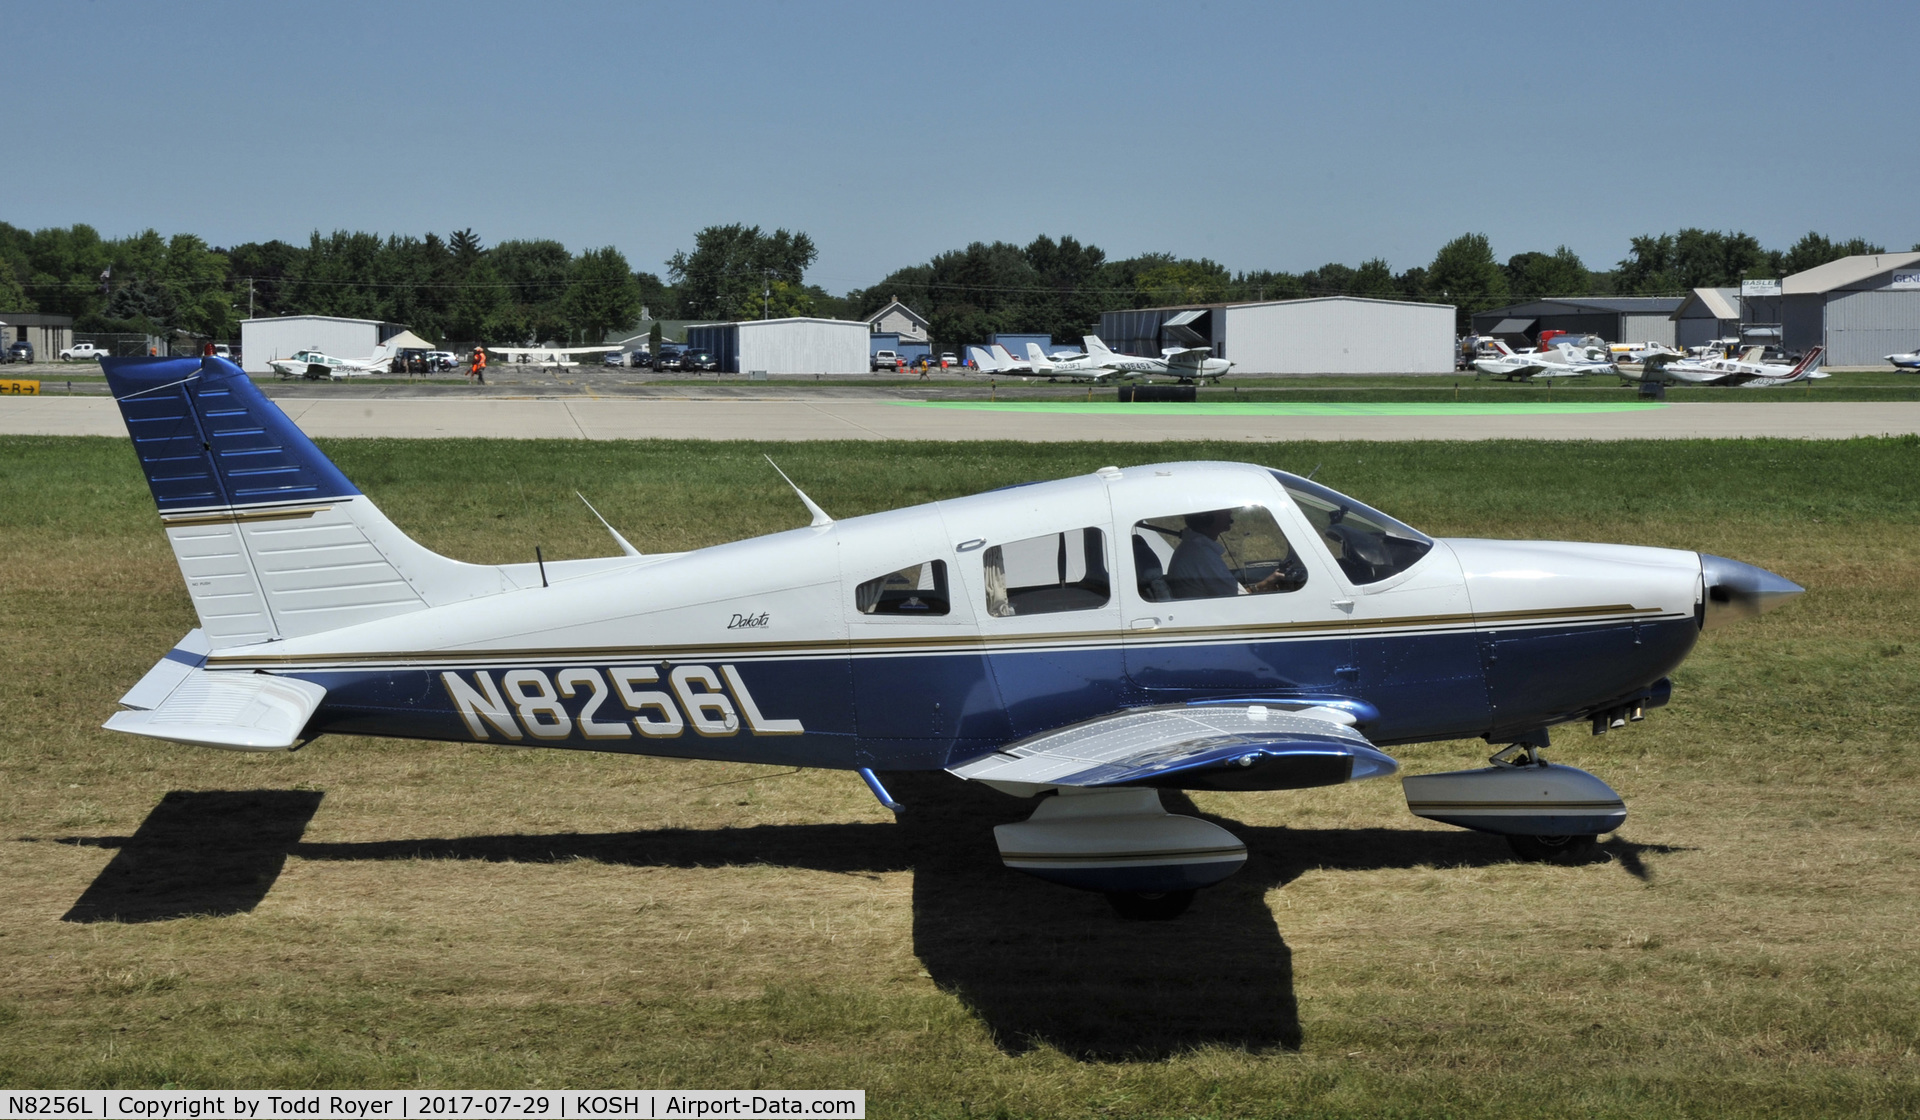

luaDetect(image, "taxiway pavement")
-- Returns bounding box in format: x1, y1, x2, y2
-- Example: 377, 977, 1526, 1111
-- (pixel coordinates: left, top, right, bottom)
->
6, 395, 1920, 442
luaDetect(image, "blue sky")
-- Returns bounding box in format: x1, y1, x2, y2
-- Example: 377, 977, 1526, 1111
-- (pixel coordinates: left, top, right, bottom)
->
10, 0, 1917, 289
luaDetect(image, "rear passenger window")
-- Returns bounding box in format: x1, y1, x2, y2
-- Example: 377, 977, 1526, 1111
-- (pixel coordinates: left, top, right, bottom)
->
855, 560, 949, 615
983, 528, 1109, 617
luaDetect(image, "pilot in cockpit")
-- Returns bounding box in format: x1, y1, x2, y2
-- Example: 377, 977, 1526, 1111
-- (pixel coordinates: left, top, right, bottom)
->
1166, 509, 1294, 598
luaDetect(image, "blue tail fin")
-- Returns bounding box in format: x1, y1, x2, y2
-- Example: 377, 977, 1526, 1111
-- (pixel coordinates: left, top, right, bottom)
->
101, 356, 359, 512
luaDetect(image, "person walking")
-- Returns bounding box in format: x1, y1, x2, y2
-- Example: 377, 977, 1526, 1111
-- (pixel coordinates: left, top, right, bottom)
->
469, 346, 488, 385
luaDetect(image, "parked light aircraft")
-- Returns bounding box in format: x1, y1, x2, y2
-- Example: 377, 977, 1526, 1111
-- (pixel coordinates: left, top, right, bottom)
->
1473, 338, 1614, 381
266, 349, 388, 380
1023, 343, 1136, 384
1885, 347, 1920, 371
1655, 346, 1826, 387
966, 345, 1033, 376
96, 355, 1803, 919
1079, 336, 1234, 384
487, 344, 622, 367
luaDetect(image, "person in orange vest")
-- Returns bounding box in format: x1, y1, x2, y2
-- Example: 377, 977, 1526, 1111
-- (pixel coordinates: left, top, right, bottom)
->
469, 346, 487, 385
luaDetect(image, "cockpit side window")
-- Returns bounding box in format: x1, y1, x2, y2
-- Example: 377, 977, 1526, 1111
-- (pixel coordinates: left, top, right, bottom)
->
855, 560, 950, 616
1271, 470, 1433, 584
1132, 506, 1307, 601
982, 527, 1109, 617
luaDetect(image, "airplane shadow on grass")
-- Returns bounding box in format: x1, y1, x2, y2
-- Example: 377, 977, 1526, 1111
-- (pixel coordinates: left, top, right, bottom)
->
56, 777, 1683, 1061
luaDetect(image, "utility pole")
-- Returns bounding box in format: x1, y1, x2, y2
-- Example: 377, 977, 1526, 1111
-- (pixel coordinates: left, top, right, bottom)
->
248, 277, 255, 320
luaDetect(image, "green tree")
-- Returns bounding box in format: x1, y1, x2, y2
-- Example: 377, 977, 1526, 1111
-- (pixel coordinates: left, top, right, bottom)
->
162, 233, 235, 339
1779, 232, 1886, 277
493, 239, 574, 342
1350, 258, 1399, 298
668, 225, 817, 321
227, 240, 305, 319
1505, 247, 1589, 300
26, 224, 113, 321
1133, 258, 1229, 306
563, 247, 644, 344
0, 222, 36, 311
1428, 233, 1509, 332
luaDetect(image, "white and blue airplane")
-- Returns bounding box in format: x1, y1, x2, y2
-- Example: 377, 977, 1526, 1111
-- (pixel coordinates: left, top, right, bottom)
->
96, 355, 1803, 919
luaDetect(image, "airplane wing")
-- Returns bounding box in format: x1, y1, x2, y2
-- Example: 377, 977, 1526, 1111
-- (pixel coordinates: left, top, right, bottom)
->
949, 702, 1397, 792
550, 346, 621, 355
1163, 348, 1210, 370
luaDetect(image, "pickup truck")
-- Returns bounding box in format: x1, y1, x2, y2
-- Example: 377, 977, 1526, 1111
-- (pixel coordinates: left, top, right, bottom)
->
59, 342, 111, 361
871, 349, 900, 372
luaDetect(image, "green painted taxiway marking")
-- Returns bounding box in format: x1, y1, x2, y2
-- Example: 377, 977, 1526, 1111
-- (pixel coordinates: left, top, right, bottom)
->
897, 401, 1667, 416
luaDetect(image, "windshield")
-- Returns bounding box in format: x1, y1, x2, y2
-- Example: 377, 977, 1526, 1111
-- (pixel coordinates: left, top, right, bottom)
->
1269, 470, 1433, 584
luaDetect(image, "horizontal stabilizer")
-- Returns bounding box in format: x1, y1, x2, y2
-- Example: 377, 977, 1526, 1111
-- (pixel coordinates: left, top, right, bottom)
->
105, 668, 326, 751
116, 630, 210, 711
950, 703, 1397, 792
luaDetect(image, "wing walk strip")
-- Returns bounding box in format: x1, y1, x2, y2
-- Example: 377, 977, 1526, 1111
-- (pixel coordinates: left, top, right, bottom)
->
202, 603, 1679, 670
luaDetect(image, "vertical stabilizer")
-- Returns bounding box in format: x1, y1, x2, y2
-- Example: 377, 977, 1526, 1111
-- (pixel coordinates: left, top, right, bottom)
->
102, 356, 515, 648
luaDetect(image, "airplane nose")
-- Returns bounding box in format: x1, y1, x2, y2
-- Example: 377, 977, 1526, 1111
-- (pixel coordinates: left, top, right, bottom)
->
1699, 554, 1805, 630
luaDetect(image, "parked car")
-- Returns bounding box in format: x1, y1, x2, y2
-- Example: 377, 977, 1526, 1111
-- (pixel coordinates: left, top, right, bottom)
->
939, 352, 958, 368
629, 349, 653, 370
654, 345, 686, 371
424, 350, 456, 371
871, 349, 900, 372
59, 341, 111, 361
6, 340, 34, 364
681, 348, 718, 373
603, 351, 629, 367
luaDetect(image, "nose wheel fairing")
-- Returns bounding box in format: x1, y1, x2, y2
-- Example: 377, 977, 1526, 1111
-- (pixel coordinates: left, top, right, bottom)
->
1403, 760, 1627, 838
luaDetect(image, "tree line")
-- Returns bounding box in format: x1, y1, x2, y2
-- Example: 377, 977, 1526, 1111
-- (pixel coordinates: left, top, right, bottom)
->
1, 219, 1906, 345
0, 224, 653, 347
847, 228, 1907, 340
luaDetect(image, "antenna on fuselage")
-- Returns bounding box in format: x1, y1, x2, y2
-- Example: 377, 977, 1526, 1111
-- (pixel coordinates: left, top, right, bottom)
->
575, 491, 641, 557
764, 455, 833, 527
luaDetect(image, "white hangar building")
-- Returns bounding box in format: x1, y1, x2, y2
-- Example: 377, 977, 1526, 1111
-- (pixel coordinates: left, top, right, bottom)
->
1781, 251, 1920, 368
1100, 296, 1456, 375
239, 315, 409, 375
684, 317, 870, 375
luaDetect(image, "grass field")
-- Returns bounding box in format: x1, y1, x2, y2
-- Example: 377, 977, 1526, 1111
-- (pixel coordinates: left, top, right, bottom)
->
2, 435, 1917, 1116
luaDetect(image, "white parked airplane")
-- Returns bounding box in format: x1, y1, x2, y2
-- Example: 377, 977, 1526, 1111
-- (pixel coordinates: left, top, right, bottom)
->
966, 345, 1033, 376
487, 344, 622, 367
1082, 336, 1234, 384
1655, 346, 1826, 387
1473, 338, 1614, 381
95, 353, 1804, 920
1024, 343, 1135, 384
1885, 347, 1920, 371
266, 348, 388, 380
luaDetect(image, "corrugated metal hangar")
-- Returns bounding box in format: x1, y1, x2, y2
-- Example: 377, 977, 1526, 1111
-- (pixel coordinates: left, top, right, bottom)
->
1782, 251, 1920, 367
1472, 297, 1682, 347
240, 316, 409, 375
1100, 297, 1455, 374
686, 317, 870, 375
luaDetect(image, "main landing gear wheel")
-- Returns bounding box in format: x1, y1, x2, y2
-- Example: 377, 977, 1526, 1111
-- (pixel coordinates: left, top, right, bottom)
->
1105, 889, 1196, 921
1505, 833, 1597, 862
